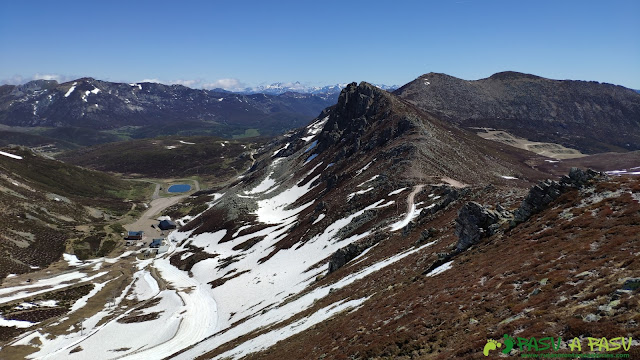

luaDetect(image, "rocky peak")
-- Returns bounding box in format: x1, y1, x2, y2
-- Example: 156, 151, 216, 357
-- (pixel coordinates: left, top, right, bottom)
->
315, 82, 413, 154
333, 82, 390, 122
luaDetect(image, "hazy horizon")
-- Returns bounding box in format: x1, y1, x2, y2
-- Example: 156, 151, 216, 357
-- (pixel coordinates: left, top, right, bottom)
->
1, 0, 639, 89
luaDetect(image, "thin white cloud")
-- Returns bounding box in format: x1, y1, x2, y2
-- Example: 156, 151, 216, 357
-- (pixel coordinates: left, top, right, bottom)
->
32, 73, 76, 83
138, 78, 162, 83
1, 75, 26, 85
202, 78, 246, 91
170, 79, 201, 87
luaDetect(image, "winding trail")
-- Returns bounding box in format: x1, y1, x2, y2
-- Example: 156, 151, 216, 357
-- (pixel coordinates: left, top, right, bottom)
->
406, 184, 424, 214
390, 184, 425, 232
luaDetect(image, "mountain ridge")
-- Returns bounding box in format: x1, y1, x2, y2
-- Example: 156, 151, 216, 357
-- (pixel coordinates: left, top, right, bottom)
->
395, 71, 640, 154
0, 78, 337, 145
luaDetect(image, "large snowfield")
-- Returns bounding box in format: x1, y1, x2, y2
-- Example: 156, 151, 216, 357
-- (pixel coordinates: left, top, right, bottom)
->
2, 127, 443, 360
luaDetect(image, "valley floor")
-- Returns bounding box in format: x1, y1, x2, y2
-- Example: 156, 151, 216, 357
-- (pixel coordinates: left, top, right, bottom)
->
0, 179, 215, 359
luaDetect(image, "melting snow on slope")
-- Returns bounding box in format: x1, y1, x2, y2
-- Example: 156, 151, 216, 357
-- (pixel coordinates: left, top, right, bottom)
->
0, 151, 23, 160
63, 253, 82, 266
69, 279, 111, 313
191, 230, 227, 254
304, 140, 317, 153
0, 315, 36, 328
179, 140, 195, 145
125, 270, 160, 301
182, 239, 436, 360
64, 82, 77, 97
272, 143, 290, 157
253, 174, 319, 224
215, 298, 368, 360
0, 271, 108, 305
300, 116, 329, 142
500, 175, 518, 180
358, 175, 380, 187
312, 213, 325, 224
389, 201, 436, 232
606, 168, 640, 176
426, 261, 454, 277
347, 187, 374, 201
356, 158, 375, 175
388, 187, 407, 196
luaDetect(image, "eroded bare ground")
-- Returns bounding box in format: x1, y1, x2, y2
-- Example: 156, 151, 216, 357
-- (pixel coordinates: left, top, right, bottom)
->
475, 128, 586, 159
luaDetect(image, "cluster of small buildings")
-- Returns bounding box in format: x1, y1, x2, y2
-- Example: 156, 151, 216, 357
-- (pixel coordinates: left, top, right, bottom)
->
123, 219, 177, 255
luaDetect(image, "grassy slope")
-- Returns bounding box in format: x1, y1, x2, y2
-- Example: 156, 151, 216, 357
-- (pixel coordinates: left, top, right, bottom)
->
205, 176, 639, 360
0, 147, 151, 278
57, 135, 266, 182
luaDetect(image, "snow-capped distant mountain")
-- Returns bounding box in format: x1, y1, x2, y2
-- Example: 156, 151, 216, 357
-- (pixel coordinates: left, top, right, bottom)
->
239, 82, 399, 99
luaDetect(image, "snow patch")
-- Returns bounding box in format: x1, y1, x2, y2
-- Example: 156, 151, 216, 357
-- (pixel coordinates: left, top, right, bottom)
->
0, 315, 35, 328
347, 187, 374, 201
63, 253, 82, 266
358, 175, 380, 187
426, 261, 454, 277
356, 159, 375, 176
312, 213, 325, 224
64, 82, 77, 97
0, 151, 23, 160
304, 140, 317, 153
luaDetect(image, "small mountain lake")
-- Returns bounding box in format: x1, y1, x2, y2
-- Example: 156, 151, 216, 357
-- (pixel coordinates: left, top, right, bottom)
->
168, 184, 191, 193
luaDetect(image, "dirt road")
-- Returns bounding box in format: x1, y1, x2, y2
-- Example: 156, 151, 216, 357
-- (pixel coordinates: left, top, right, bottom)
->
125, 179, 199, 240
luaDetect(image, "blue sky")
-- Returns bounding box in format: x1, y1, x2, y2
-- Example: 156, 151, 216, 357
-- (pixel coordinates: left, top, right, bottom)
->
1, 0, 638, 89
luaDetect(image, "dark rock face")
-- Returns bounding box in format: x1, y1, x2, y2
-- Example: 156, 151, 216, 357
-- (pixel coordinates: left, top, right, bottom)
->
327, 233, 385, 274
512, 180, 565, 224
395, 72, 640, 153
513, 167, 602, 223
454, 202, 504, 252
316, 82, 415, 155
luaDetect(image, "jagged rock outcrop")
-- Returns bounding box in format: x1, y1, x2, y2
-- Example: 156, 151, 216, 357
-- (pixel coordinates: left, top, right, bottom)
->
315, 82, 415, 155
513, 167, 602, 223
454, 202, 506, 252
328, 233, 386, 274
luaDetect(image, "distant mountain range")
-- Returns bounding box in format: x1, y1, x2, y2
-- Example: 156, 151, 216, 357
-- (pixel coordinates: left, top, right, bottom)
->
0, 79, 397, 149
0, 78, 338, 147
1, 73, 638, 155
236, 82, 398, 98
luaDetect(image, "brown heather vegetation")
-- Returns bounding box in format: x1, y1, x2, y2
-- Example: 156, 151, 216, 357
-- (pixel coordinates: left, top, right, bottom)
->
213, 176, 640, 360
